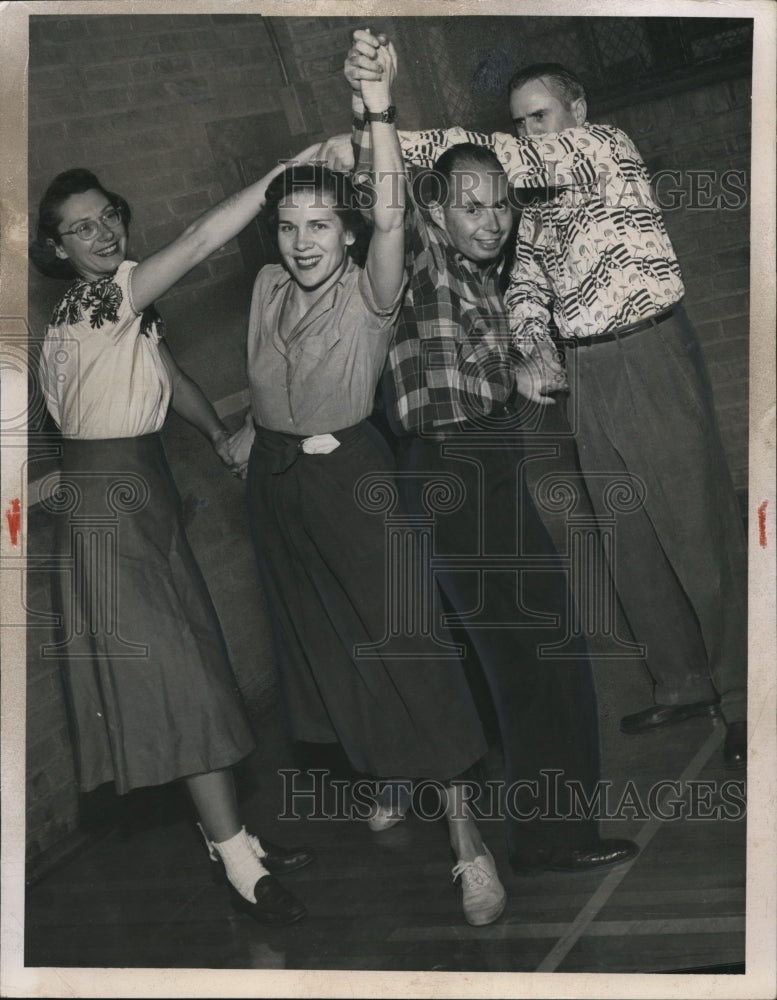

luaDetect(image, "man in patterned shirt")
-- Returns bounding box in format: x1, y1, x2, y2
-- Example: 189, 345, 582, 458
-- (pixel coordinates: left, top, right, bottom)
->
350, 95, 639, 877
347, 42, 747, 769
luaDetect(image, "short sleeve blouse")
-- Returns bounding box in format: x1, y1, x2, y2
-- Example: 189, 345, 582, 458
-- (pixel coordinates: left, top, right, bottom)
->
39, 260, 172, 439
247, 259, 404, 436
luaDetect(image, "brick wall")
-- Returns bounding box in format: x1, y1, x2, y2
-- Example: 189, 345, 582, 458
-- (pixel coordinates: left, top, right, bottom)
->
26, 14, 751, 871
26, 11, 415, 872
25, 507, 80, 871
395, 16, 751, 494
601, 80, 751, 492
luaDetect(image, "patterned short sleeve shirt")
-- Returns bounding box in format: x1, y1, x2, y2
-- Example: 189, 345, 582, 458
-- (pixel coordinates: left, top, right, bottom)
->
397, 123, 685, 349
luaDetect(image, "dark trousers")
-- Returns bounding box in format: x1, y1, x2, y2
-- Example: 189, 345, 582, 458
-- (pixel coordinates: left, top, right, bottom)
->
397, 431, 603, 868
564, 307, 747, 723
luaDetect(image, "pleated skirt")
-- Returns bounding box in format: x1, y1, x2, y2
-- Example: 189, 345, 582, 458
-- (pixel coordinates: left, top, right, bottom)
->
246, 421, 487, 782
49, 434, 255, 794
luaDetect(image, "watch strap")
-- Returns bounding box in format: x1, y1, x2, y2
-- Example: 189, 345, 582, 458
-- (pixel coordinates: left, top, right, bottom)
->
363, 105, 397, 124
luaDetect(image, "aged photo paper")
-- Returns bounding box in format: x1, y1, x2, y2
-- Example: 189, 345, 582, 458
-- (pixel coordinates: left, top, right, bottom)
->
1, 0, 775, 997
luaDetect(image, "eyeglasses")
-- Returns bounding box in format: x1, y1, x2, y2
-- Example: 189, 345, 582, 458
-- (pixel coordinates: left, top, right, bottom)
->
59, 207, 122, 241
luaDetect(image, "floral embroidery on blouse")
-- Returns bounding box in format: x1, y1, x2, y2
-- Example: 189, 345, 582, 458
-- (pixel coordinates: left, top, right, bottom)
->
51, 274, 123, 329
50, 273, 164, 338
140, 304, 165, 339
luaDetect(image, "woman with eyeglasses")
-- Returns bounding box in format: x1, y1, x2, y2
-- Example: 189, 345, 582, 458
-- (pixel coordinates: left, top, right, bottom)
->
31, 157, 322, 927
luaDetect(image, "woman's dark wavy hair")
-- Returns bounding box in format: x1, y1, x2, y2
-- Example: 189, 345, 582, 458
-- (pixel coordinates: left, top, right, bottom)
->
29, 168, 131, 280
261, 164, 371, 268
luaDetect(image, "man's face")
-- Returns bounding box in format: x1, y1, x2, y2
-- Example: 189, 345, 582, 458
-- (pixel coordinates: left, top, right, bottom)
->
433, 167, 513, 264
509, 77, 584, 137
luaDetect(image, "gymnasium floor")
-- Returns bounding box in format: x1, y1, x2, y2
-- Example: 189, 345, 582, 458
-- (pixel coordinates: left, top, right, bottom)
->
25, 661, 746, 975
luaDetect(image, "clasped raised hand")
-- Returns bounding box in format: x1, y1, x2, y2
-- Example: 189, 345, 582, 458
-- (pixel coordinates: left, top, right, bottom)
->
345, 28, 397, 109
344, 28, 387, 94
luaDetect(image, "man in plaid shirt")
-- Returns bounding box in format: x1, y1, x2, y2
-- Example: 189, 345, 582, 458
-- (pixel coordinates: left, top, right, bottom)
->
351, 99, 639, 878
346, 35, 747, 774
383, 153, 514, 435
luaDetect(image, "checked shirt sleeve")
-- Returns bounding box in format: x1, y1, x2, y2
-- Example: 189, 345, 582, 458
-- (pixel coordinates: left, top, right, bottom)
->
351, 115, 372, 173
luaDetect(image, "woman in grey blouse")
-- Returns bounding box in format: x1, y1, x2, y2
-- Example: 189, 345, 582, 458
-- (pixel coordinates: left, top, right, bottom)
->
227, 43, 507, 927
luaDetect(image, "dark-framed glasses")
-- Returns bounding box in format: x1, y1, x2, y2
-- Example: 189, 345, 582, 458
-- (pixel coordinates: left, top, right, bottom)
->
59, 207, 122, 241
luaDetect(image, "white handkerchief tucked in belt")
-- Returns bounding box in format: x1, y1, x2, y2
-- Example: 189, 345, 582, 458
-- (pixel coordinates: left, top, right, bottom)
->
301, 433, 340, 455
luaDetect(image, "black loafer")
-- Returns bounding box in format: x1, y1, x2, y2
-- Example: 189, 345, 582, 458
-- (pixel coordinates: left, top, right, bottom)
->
723, 721, 747, 770
512, 838, 639, 876
620, 701, 720, 735
230, 874, 307, 925
256, 837, 315, 876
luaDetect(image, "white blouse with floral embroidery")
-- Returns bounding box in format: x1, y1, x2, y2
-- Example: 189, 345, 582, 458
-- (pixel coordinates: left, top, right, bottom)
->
39, 259, 172, 439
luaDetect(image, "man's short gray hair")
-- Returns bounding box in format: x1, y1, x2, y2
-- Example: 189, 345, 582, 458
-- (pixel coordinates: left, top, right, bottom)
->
508, 62, 587, 109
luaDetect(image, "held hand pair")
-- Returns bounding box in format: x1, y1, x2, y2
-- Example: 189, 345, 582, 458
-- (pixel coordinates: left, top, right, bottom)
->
345, 28, 397, 116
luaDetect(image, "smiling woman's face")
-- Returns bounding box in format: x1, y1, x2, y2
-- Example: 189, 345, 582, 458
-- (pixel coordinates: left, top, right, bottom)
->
53, 188, 128, 281
277, 188, 354, 293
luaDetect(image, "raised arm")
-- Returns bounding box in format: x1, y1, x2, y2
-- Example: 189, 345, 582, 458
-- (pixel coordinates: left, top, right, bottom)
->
129, 143, 322, 314
348, 32, 435, 273
396, 125, 618, 193
358, 36, 406, 311
345, 35, 622, 191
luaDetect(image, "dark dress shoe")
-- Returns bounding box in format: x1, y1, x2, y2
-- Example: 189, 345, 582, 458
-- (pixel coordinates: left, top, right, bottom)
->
620, 700, 720, 734
256, 837, 315, 875
230, 874, 307, 925
723, 721, 747, 770
512, 838, 639, 876
546, 838, 639, 872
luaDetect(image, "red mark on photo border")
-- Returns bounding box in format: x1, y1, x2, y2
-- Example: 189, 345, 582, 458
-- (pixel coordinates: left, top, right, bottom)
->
758, 500, 768, 548
5, 498, 21, 547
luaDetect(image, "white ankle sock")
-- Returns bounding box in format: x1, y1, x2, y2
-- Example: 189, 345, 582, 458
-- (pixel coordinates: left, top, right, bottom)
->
212, 828, 269, 903
245, 830, 267, 859
198, 822, 268, 862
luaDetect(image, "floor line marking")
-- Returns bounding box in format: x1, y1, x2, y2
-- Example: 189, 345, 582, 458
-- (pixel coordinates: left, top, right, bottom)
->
390, 915, 745, 941
536, 724, 727, 972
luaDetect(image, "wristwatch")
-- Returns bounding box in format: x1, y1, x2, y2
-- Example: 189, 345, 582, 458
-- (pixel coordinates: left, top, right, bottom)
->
363, 106, 397, 124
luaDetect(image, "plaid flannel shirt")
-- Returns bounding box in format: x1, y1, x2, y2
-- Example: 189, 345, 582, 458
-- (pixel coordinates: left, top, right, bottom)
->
353, 121, 514, 436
